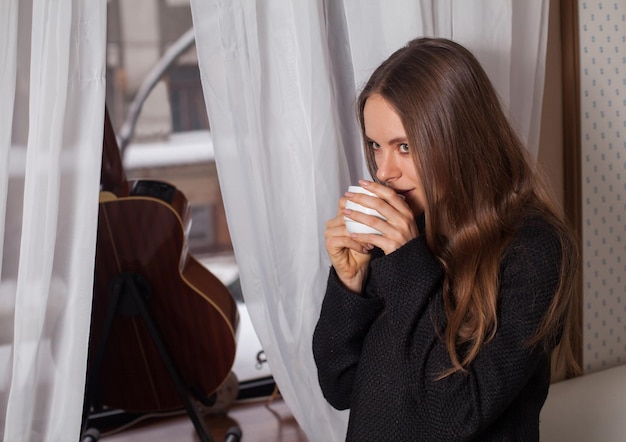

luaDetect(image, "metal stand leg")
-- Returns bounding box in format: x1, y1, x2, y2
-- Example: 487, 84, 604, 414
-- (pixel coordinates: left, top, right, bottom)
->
83, 272, 214, 442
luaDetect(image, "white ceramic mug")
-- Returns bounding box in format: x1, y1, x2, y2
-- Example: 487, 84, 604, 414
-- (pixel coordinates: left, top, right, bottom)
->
344, 186, 385, 235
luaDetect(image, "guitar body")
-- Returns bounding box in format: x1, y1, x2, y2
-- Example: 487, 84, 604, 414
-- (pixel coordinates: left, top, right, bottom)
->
89, 179, 239, 412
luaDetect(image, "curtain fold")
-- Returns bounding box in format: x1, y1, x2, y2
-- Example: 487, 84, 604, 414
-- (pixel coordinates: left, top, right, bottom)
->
190, 1, 548, 440
0, 0, 18, 272
191, 3, 351, 439
0, 1, 106, 440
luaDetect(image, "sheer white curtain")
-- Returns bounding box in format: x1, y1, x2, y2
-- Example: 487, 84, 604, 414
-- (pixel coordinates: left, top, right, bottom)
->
190, 1, 548, 440
0, 1, 106, 441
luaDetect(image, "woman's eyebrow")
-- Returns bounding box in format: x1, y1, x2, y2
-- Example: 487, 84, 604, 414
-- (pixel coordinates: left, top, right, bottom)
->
388, 136, 408, 144
365, 135, 408, 144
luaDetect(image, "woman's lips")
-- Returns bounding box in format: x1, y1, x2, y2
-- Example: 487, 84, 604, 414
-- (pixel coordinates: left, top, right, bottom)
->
397, 190, 410, 200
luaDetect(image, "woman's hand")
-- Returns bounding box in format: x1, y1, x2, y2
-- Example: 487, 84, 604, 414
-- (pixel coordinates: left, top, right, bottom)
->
325, 195, 375, 293
325, 180, 419, 293
344, 180, 419, 256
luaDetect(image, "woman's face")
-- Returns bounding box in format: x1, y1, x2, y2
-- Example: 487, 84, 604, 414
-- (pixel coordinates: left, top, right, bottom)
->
363, 93, 426, 216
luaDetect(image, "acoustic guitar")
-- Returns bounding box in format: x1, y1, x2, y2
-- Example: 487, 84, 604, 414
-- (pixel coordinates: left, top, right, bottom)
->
87, 109, 239, 413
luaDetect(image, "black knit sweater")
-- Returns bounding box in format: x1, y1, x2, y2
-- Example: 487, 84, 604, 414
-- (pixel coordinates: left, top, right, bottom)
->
313, 216, 563, 441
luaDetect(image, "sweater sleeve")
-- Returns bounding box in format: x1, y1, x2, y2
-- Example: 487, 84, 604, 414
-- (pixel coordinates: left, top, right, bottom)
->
312, 230, 442, 410
404, 220, 563, 440
312, 267, 384, 410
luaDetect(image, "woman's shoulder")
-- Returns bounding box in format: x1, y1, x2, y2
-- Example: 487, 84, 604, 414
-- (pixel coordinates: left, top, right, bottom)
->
515, 212, 562, 244
504, 212, 564, 270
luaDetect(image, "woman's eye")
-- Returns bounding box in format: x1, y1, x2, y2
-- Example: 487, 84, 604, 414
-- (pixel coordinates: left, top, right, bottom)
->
399, 143, 410, 153
368, 140, 381, 150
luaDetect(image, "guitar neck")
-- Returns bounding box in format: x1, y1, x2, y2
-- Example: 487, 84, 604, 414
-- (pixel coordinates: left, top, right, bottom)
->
100, 108, 129, 197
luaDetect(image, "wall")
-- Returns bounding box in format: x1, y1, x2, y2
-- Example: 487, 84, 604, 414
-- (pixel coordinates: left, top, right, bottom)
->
578, 0, 626, 373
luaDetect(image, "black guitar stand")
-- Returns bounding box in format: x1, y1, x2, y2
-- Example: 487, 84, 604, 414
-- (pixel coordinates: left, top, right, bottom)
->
81, 272, 219, 442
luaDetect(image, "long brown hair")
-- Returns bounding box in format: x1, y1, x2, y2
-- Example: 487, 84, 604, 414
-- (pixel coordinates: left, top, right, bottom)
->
357, 38, 580, 377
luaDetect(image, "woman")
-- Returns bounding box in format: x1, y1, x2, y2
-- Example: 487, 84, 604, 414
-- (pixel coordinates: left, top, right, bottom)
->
312, 38, 580, 441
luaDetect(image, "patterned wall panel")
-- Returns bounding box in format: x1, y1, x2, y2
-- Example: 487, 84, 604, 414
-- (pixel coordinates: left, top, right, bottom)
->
579, 0, 626, 373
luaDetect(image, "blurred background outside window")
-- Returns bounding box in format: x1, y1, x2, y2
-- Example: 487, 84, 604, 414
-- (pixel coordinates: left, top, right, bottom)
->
104, 0, 270, 387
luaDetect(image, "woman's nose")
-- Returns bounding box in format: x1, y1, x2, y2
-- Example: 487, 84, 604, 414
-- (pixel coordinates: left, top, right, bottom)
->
375, 150, 400, 183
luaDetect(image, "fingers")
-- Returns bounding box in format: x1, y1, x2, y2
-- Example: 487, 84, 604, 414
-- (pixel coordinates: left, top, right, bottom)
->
346, 228, 407, 256
348, 181, 413, 220
328, 180, 419, 260
324, 213, 374, 291
341, 209, 407, 255
325, 215, 374, 255
343, 180, 419, 254
344, 184, 412, 231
